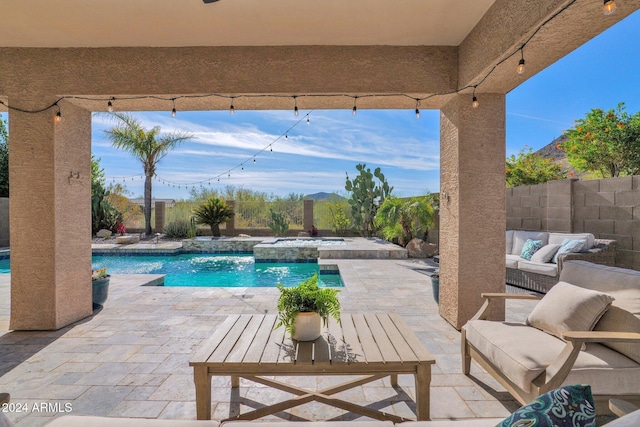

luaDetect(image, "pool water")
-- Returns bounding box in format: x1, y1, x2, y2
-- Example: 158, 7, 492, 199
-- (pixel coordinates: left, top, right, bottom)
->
0, 255, 342, 287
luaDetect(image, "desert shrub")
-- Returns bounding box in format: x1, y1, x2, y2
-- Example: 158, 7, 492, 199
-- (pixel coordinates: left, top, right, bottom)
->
164, 219, 192, 238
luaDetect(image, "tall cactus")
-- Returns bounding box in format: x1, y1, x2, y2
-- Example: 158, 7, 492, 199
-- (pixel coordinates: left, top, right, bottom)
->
345, 164, 393, 237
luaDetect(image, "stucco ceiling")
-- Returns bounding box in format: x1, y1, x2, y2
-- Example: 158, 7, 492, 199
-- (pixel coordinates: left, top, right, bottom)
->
1, 0, 496, 48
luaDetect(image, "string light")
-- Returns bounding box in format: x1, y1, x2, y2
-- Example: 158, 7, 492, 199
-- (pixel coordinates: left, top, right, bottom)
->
604, 0, 616, 15
306, 116, 310, 125
517, 49, 526, 75
229, 97, 235, 114
352, 96, 358, 116
171, 99, 177, 118
54, 104, 62, 123
107, 97, 114, 112
253, 158, 256, 163
293, 96, 299, 117
472, 86, 479, 108
415, 99, 420, 119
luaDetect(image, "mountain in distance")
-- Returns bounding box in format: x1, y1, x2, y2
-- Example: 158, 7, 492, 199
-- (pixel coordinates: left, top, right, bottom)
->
304, 192, 346, 201
535, 134, 581, 177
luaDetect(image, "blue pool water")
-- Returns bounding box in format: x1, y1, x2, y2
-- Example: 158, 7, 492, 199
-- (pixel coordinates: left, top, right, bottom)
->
0, 255, 341, 288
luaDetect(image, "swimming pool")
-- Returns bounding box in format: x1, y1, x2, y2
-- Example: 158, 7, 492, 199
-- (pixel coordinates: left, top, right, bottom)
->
0, 255, 341, 288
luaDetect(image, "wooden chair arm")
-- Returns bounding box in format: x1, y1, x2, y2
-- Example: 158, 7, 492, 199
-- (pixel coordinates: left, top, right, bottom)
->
562, 331, 640, 343
472, 293, 541, 321
533, 331, 640, 394
610, 399, 640, 418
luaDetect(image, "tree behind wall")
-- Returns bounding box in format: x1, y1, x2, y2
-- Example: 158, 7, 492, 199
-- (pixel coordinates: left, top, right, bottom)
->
0, 114, 8, 198
562, 103, 640, 178
104, 112, 194, 235
506, 147, 567, 188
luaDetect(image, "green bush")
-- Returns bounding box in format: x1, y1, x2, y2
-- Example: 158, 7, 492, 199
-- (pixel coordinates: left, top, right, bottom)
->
192, 198, 235, 237
164, 219, 192, 238
268, 209, 289, 236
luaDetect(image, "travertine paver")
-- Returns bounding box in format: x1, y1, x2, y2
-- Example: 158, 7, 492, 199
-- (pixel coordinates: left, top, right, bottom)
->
0, 259, 540, 426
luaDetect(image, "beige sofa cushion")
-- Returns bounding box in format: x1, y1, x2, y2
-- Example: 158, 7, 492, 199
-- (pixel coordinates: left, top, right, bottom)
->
506, 230, 514, 255
517, 260, 558, 277
506, 254, 521, 269
464, 320, 640, 394
594, 306, 640, 364
526, 281, 614, 340
549, 232, 595, 250
511, 231, 549, 256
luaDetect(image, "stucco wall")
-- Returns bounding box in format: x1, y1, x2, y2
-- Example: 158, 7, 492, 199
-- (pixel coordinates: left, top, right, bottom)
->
506, 176, 640, 271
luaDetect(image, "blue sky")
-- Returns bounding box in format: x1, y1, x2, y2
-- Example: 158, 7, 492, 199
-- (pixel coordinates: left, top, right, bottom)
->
89, 10, 640, 200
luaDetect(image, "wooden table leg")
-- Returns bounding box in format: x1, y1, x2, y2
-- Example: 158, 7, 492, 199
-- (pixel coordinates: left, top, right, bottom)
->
415, 364, 431, 421
194, 366, 212, 420
390, 374, 398, 386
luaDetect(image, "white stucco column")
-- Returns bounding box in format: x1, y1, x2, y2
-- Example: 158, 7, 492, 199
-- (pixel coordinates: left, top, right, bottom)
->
439, 93, 506, 330
9, 100, 92, 330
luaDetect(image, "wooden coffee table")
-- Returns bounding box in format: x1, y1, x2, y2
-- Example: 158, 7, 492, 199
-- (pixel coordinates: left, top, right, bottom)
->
190, 313, 435, 422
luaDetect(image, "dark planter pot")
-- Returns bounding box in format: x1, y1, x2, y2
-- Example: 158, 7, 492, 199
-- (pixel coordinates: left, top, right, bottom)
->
430, 276, 439, 305
92, 277, 110, 308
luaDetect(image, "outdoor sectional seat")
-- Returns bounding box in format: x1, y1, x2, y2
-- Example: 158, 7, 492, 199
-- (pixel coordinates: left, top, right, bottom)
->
462, 260, 640, 411
505, 230, 616, 293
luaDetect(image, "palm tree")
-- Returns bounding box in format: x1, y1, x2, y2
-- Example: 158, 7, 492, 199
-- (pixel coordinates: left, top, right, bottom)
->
104, 112, 194, 235
192, 198, 235, 237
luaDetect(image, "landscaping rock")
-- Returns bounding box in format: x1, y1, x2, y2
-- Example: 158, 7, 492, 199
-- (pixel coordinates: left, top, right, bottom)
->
406, 238, 438, 258
116, 235, 140, 244
96, 229, 112, 238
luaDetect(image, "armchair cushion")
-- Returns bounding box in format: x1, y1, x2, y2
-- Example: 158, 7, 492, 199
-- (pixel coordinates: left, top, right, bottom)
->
526, 282, 614, 341
464, 320, 640, 395
594, 306, 640, 364
497, 384, 595, 427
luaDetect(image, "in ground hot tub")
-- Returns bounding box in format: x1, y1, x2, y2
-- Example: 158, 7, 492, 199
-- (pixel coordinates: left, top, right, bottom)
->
253, 238, 346, 262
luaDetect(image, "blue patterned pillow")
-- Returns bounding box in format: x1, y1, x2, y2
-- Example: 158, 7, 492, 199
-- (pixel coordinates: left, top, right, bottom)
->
497, 384, 596, 427
520, 239, 544, 260
552, 238, 586, 264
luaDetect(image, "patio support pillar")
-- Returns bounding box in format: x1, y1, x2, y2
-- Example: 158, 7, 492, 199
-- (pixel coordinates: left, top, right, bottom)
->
438, 93, 506, 330
9, 99, 92, 330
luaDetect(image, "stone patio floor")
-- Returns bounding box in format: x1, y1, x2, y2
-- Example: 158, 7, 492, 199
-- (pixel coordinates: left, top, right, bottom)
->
0, 258, 542, 426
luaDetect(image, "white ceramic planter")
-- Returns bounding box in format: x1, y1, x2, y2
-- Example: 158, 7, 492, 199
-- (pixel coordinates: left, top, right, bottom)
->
292, 312, 322, 341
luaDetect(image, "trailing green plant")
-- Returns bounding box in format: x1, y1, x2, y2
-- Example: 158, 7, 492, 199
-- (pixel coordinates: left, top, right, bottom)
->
276, 274, 341, 337
345, 164, 393, 237
268, 209, 289, 236
164, 219, 192, 238
192, 197, 235, 237
374, 196, 435, 246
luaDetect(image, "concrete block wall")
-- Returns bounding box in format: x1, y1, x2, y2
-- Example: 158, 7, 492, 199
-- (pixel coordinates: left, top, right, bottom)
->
507, 176, 640, 271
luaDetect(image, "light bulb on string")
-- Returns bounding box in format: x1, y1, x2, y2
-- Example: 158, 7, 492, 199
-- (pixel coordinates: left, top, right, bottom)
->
516, 49, 525, 75
352, 97, 358, 116
171, 99, 177, 118
253, 158, 256, 163
107, 98, 114, 112
293, 96, 299, 117
471, 87, 479, 108
270, 145, 273, 152
604, 0, 616, 15
415, 99, 420, 119
54, 104, 62, 124
306, 116, 310, 125
229, 97, 235, 115
285, 134, 288, 140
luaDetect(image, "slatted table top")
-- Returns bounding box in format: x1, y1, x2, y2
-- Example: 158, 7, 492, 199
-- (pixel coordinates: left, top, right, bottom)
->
190, 313, 435, 370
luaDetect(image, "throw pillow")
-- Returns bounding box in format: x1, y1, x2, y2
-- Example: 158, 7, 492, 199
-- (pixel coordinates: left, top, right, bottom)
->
527, 281, 614, 341
552, 238, 586, 264
520, 239, 544, 261
530, 243, 562, 263
498, 384, 596, 427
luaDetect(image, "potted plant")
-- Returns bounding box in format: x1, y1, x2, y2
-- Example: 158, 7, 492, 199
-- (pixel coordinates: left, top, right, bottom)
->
429, 268, 439, 304
92, 267, 110, 308
276, 273, 340, 341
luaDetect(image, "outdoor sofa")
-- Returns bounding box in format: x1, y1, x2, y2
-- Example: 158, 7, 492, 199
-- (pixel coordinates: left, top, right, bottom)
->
506, 230, 616, 293
462, 261, 640, 412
